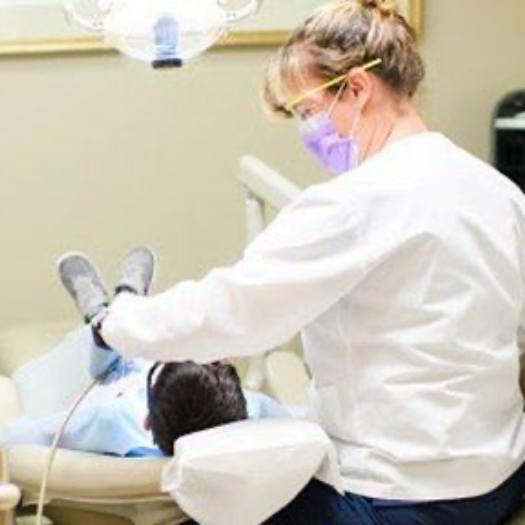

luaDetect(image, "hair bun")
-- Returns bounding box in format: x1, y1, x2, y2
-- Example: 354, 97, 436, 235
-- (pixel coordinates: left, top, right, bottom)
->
359, 0, 397, 16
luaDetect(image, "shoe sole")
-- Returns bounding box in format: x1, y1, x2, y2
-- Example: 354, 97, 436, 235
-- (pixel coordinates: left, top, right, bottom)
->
117, 246, 158, 296
56, 251, 108, 293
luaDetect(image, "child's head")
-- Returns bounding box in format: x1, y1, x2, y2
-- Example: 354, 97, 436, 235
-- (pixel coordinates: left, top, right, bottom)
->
146, 361, 248, 455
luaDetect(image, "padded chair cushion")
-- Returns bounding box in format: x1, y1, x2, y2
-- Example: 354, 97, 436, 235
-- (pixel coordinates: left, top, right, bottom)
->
265, 351, 310, 406
11, 326, 92, 417
8, 445, 171, 502
162, 418, 342, 525
0, 376, 21, 438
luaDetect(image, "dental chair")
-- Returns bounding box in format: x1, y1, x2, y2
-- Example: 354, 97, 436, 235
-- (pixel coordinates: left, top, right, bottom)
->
0, 322, 186, 525
0, 319, 312, 525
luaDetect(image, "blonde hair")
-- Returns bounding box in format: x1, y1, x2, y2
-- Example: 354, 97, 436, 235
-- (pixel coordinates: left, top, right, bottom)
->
263, 0, 425, 118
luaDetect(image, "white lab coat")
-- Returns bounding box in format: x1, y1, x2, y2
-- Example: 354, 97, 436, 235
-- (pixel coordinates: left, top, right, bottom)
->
103, 132, 525, 501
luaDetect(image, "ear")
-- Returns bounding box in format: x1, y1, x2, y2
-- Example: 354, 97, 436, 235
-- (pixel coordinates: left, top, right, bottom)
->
144, 415, 152, 431
346, 67, 374, 111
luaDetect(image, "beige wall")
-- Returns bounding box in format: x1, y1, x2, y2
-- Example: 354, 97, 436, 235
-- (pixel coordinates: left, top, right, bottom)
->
418, 0, 525, 158
1, 0, 524, 330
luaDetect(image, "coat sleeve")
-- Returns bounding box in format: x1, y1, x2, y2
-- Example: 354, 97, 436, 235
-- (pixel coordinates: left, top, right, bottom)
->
101, 189, 383, 363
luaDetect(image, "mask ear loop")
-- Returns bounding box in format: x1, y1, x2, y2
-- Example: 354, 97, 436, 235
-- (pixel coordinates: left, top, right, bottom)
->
334, 76, 363, 166
327, 80, 347, 117
345, 78, 364, 139
327, 79, 362, 140
348, 101, 362, 137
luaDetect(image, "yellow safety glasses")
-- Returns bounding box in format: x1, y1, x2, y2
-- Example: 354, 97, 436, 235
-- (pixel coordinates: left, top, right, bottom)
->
284, 58, 382, 114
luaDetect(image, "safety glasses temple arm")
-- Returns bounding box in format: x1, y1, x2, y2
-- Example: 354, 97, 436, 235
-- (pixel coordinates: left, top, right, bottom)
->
284, 58, 382, 113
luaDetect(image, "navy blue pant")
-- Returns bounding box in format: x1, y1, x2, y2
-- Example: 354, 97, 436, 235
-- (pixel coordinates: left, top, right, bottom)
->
265, 462, 525, 525
184, 462, 525, 525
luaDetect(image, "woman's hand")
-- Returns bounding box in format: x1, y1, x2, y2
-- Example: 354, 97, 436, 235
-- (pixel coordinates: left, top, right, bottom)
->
90, 311, 140, 384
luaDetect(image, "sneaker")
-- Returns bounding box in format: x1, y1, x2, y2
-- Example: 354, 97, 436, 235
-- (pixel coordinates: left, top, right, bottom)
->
57, 252, 110, 322
114, 247, 157, 296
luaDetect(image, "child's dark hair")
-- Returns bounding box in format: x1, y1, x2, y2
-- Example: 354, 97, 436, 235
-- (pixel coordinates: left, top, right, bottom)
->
147, 361, 248, 455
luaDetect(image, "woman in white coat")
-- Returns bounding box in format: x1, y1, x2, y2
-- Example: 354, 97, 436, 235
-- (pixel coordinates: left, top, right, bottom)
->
77, 0, 525, 523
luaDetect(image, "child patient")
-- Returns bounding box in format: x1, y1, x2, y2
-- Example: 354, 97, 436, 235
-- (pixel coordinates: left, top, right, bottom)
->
3, 249, 289, 458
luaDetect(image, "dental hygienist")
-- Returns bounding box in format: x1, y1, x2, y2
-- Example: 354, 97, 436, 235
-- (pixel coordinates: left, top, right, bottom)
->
93, 0, 525, 523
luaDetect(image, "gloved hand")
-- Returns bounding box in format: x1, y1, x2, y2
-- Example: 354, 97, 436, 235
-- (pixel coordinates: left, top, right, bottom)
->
89, 344, 141, 385
90, 311, 140, 384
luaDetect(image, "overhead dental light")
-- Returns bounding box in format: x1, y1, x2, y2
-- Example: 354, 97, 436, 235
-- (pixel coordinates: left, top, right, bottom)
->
62, 0, 264, 68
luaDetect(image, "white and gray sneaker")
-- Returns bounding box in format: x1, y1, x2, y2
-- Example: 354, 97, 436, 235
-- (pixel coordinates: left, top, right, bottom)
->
57, 252, 110, 322
115, 246, 157, 296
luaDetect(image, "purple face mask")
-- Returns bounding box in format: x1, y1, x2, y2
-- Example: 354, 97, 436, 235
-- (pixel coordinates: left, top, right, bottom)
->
299, 111, 359, 176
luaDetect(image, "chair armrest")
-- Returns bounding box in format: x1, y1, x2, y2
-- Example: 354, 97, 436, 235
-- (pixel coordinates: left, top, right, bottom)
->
0, 447, 20, 525
0, 377, 21, 436
0, 483, 20, 512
